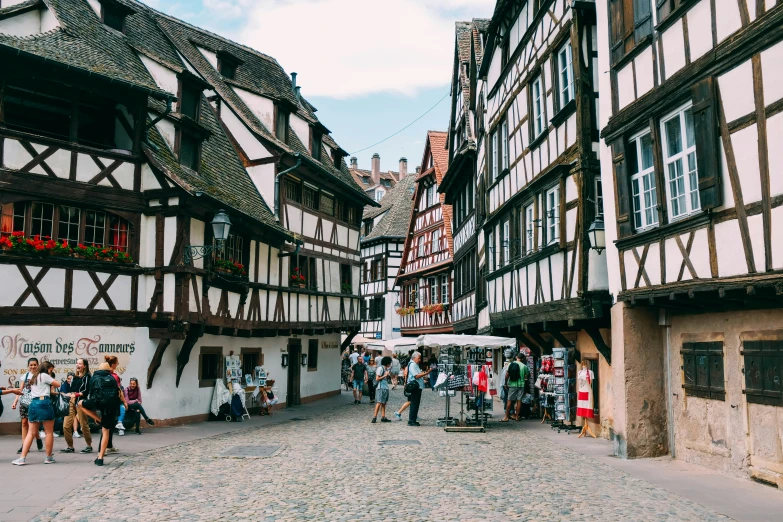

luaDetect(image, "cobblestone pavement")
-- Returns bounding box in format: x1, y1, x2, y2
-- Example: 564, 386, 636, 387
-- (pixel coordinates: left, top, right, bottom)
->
33, 390, 730, 522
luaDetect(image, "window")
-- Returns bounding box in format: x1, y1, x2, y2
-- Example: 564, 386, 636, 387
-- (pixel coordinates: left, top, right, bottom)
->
440, 274, 449, 304
524, 204, 535, 254
490, 130, 498, 182
241, 348, 263, 375
219, 59, 237, 80
180, 83, 201, 120
179, 133, 200, 171
501, 37, 510, 69
303, 185, 319, 211
57, 206, 80, 246
307, 339, 318, 371
375, 190, 385, 202
545, 186, 560, 244
312, 132, 322, 160
656, 0, 688, 25
587, 358, 600, 416
364, 221, 373, 236
367, 296, 384, 320
743, 341, 783, 406
102, 4, 126, 32
595, 178, 604, 217
320, 193, 334, 216
215, 233, 243, 264
661, 106, 700, 219
532, 76, 544, 138
558, 42, 574, 108
405, 283, 418, 307
682, 342, 725, 401
488, 230, 495, 271
291, 255, 317, 290
428, 276, 438, 305
30, 202, 54, 238
501, 219, 510, 265
501, 118, 509, 171
0, 202, 25, 237
432, 229, 441, 253
275, 108, 288, 143
628, 131, 658, 229
284, 178, 302, 203
340, 263, 352, 293
417, 236, 425, 258
198, 347, 221, 388
609, 0, 652, 63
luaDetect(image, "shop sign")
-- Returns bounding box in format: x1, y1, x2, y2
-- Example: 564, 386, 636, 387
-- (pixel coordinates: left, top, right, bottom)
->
321, 341, 339, 349
2, 331, 134, 387
375, 332, 382, 339
392, 328, 401, 333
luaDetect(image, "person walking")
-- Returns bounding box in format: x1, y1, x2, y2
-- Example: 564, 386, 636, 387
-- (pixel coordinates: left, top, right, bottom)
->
350, 357, 368, 404
393, 360, 411, 420
371, 356, 393, 423
366, 357, 377, 404
12, 362, 60, 465
349, 349, 360, 366
123, 378, 154, 434
390, 354, 401, 388
60, 358, 94, 454
79, 356, 122, 466
501, 353, 530, 422
11, 358, 43, 454
427, 355, 439, 391
406, 351, 433, 426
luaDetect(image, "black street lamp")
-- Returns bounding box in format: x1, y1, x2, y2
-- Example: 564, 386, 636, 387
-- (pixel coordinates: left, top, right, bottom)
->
587, 217, 606, 254
184, 210, 233, 264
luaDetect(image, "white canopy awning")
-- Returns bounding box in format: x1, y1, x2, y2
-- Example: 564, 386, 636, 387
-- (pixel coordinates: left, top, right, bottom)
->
350, 335, 377, 346
366, 337, 419, 353
416, 334, 517, 349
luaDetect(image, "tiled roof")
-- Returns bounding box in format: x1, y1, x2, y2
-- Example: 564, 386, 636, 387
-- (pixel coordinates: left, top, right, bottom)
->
148, 10, 370, 203
472, 18, 490, 69
362, 175, 416, 241
428, 131, 450, 185
350, 168, 400, 191
0, 0, 167, 99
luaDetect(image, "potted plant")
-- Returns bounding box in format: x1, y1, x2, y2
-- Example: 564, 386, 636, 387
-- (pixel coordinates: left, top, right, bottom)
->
341, 282, 352, 294
0, 233, 134, 263
213, 258, 247, 277
291, 267, 306, 288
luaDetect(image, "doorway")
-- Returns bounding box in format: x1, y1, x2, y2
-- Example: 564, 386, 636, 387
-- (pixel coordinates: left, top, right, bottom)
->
287, 339, 302, 406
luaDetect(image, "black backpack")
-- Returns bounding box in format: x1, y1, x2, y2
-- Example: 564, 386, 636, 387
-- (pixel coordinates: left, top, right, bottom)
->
90, 370, 120, 407
507, 361, 521, 382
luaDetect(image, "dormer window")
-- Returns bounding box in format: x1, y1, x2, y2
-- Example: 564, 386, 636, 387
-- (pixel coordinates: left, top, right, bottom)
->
217, 51, 241, 80
180, 83, 200, 120
179, 133, 200, 171
275, 107, 289, 143
312, 131, 322, 160
99, 0, 134, 33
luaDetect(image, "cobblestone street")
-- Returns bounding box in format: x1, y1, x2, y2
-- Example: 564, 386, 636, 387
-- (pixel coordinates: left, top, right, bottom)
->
23, 389, 770, 522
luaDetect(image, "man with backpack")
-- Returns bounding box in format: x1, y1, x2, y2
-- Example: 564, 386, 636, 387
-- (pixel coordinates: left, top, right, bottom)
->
501, 353, 530, 422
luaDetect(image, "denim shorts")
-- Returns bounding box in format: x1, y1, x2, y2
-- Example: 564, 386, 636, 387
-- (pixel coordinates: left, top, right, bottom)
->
353, 380, 365, 390
27, 397, 54, 423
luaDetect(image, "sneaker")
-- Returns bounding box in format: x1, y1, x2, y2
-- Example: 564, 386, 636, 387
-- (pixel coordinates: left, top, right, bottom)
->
118, 430, 125, 436
134, 429, 141, 435
371, 418, 377, 423
39, 430, 45, 439
407, 421, 421, 426
60, 447, 75, 453
93, 458, 104, 467
146, 419, 155, 426
370, 400, 375, 404
381, 417, 391, 423
11, 458, 26, 466
107, 447, 118, 454
44, 455, 56, 464
79, 447, 93, 454
53, 433, 60, 438
393, 412, 402, 421
36, 439, 43, 451
74, 432, 82, 438
115, 422, 124, 430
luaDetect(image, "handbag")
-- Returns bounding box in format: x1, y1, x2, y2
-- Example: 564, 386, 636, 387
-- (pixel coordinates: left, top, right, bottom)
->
403, 364, 419, 397
19, 375, 32, 408
53, 393, 70, 418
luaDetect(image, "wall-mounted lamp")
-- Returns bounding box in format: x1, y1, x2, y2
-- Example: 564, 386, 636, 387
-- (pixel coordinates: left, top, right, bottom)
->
587, 217, 606, 254
281, 353, 289, 368
300, 353, 308, 367
184, 209, 233, 264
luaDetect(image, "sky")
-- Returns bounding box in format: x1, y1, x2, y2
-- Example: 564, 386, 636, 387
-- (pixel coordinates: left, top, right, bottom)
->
145, 0, 495, 173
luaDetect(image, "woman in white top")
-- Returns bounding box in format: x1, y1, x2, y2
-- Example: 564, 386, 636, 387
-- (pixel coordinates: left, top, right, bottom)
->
10, 358, 43, 454
12, 361, 60, 466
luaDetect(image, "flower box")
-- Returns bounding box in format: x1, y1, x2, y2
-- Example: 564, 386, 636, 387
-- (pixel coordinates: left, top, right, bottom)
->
0, 232, 134, 264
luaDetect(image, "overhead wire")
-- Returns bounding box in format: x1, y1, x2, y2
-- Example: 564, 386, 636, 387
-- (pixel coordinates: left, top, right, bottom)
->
349, 91, 450, 155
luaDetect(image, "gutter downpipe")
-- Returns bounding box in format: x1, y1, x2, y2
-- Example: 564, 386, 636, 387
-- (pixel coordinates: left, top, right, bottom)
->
275, 153, 304, 258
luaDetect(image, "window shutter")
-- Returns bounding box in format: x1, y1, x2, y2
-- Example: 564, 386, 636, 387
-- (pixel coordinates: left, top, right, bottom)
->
691, 77, 722, 210
656, 0, 671, 22
611, 138, 633, 238
634, 0, 652, 42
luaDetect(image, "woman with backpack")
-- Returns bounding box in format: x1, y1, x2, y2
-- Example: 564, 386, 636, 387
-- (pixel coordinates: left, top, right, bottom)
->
12, 361, 60, 465
60, 358, 93, 454
78, 356, 124, 466
10, 358, 43, 454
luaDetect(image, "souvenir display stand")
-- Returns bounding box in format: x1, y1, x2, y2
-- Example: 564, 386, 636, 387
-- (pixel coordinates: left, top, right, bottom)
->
225, 355, 251, 421
549, 347, 580, 434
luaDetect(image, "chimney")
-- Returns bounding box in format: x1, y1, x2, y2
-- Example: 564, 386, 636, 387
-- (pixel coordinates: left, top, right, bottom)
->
371, 153, 381, 186
290, 72, 297, 91
295, 86, 301, 103
399, 157, 408, 179
350, 157, 358, 169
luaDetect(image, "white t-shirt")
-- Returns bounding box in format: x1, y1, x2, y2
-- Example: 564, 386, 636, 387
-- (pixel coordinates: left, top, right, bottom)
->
30, 373, 54, 398
349, 352, 360, 365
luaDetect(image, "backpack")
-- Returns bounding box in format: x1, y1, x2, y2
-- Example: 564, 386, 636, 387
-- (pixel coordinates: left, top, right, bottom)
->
90, 371, 120, 407
403, 363, 420, 397
507, 361, 521, 382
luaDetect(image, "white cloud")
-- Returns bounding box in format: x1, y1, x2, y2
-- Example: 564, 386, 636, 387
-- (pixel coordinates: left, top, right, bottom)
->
203, 0, 494, 98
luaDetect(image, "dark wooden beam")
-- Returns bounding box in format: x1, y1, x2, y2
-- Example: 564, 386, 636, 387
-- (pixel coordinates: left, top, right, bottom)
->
146, 338, 171, 390
585, 327, 611, 365
341, 328, 358, 351
175, 326, 204, 387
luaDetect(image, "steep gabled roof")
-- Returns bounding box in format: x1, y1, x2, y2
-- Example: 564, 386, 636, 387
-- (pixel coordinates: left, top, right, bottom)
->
362, 175, 416, 242
427, 131, 450, 185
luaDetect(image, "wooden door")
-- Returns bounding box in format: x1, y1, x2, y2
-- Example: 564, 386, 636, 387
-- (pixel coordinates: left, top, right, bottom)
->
287, 339, 302, 406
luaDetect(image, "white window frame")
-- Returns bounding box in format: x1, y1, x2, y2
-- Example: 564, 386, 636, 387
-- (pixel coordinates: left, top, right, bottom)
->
432, 228, 441, 253
490, 130, 498, 182
545, 186, 559, 245
660, 104, 700, 220
532, 76, 544, 138
488, 230, 495, 271
440, 274, 449, 304
558, 42, 574, 108
502, 219, 510, 265
628, 129, 659, 230
417, 235, 425, 258
594, 177, 604, 217
428, 276, 438, 304
524, 204, 535, 254
501, 118, 509, 171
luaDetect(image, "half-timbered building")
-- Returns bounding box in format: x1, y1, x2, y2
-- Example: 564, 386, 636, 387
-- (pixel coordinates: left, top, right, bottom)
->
396, 131, 454, 336
359, 174, 415, 341
440, 20, 489, 335
0, 0, 372, 432
349, 154, 404, 203
478, 0, 612, 434
598, 0, 783, 483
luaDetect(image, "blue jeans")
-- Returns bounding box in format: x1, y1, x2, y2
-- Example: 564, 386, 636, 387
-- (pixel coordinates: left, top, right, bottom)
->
118, 404, 126, 424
